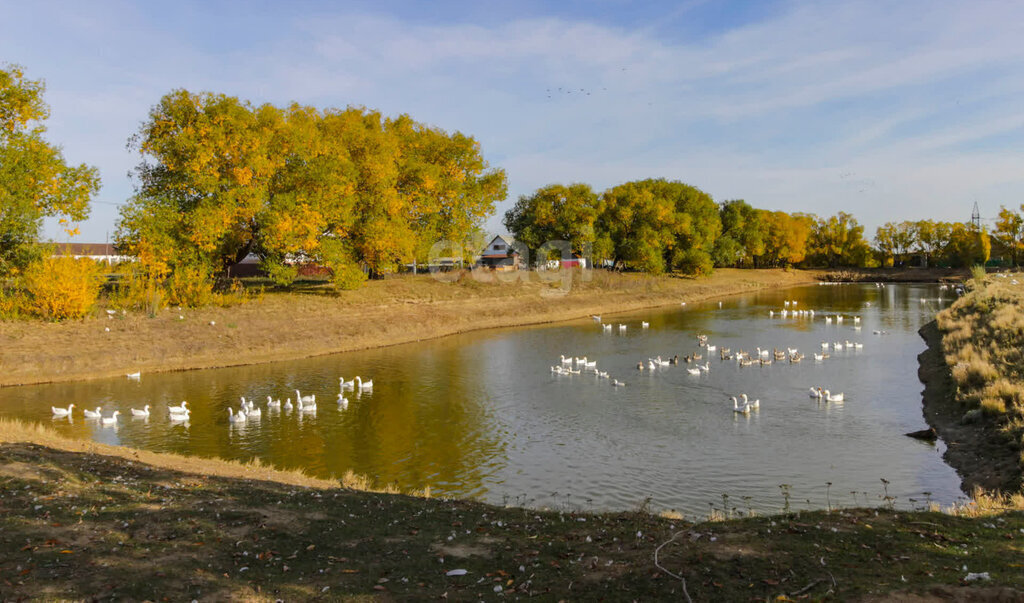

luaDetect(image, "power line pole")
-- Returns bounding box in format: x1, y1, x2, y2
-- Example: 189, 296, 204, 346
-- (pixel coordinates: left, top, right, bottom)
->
971, 202, 981, 230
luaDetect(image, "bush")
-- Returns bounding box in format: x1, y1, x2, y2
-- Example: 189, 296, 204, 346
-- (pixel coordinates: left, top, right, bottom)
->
107, 269, 165, 315
166, 265, 213, 307
331, 263, 367, 291
21, 256, 103, 320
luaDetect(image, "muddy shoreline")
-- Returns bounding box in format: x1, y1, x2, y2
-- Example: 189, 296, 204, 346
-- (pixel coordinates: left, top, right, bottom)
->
917, 320, 1021, 493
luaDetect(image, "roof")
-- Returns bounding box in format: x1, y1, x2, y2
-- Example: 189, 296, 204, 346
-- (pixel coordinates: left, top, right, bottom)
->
53, 243, 117, 256
481, 252, 519, 258
486, 234, 515, 247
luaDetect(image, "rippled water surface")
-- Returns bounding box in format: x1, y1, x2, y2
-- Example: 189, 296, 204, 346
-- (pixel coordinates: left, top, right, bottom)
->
1, 283, 963, 515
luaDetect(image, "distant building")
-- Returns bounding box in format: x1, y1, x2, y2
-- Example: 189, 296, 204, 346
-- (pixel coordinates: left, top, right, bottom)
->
477, 235, 521, 270
52, 243, 133, 264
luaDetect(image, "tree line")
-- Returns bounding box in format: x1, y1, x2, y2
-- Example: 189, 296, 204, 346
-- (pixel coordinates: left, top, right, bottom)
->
2, 63, 1024, 319
505, 180, 1012, 274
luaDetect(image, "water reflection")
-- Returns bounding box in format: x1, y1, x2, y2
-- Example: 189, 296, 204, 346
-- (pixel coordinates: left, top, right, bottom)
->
1, 283, 963, 515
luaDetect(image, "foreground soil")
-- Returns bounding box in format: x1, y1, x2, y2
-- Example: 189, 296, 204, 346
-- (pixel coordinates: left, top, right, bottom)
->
2, 441, 1023, 601
0, 268, 819, 387
918, 321, 1023, 493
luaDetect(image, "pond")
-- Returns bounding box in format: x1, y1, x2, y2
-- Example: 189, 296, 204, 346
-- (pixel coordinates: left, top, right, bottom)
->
1, 282, 963, 517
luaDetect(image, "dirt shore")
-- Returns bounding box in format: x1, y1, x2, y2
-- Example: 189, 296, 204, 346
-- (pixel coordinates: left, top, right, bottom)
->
0, 268, 819, 387
917, 320, 1022, 493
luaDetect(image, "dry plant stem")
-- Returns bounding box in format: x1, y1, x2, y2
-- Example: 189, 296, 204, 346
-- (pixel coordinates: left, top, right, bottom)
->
653, 529, 693, 603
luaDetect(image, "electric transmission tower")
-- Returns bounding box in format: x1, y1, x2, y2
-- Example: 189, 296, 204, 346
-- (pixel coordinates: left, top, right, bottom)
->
971, 202, 981, 230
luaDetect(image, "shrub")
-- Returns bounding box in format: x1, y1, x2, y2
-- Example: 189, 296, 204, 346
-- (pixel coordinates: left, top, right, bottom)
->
166, 265, 213, 308
331, 263, 367, 291
107, 269, 165, 315
21, 256, 103, 320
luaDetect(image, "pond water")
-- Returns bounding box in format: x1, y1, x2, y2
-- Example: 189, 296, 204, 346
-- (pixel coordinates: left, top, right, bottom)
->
1, 283, 964, 516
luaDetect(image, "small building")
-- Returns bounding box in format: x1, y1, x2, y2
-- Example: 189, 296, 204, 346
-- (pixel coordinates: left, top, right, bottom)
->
477, 235, 521, 270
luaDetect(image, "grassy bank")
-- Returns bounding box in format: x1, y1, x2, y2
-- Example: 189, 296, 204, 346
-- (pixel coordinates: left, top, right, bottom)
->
0, 268, 817, 387
2, 419, 1023, 601
934, 272, 1024, 491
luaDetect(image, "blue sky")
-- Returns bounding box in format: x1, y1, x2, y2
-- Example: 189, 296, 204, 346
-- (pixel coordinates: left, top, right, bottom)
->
4, 0, 1024, 243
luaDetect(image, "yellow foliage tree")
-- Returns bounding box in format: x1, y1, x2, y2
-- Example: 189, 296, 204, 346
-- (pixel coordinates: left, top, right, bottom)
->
21, 256, 103, 320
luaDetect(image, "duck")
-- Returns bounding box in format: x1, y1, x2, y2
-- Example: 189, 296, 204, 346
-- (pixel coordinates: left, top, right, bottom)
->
742, 394, 760, 409
168, 401, 188, 414
130, 404, 150, 417
83, 407, 102, 419
228, 407, 246, 423
731, 397, 751, 415
51, 404, 74, 417
101, 410, 120, 426
295, 389, 316, 403
340, 377, 355, 391
355, 376, 373, 391
612, 379, 626, 387
824, 390, 845, 402
686, 367, 701, 376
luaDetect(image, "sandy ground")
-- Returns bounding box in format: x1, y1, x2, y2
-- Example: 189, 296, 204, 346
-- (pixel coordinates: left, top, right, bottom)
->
0, 268, 819, 386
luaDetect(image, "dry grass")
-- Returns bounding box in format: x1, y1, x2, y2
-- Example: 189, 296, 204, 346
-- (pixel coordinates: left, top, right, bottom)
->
936, 272, 1024, 473
0, 268, 818, 386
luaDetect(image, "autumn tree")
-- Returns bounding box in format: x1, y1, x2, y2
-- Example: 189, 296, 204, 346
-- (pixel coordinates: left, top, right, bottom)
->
874, 221, 917, 267
503, 183, 600, 262
0, 64, 100, 274
762, 211, 813, 267
807, 212, 872, 267
944, 223, 991, 268
117, 90, 505, 288
993, 204, 1024, 266
912, 220, 951, 268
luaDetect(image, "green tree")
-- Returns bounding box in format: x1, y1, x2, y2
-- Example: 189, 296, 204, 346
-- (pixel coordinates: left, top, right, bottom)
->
713, 200, 766, 267
0, 64, 99, 274
503, 183, 599, 261
912, 220, 951, 267
993, 205, 1024, 266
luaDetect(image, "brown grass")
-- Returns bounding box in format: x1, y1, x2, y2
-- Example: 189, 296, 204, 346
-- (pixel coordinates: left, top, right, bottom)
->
936, 272, 1024, 475
0, 268, 819, 386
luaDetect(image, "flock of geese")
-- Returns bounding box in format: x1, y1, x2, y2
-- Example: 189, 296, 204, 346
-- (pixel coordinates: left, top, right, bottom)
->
553, 300, 863, 415
50, 375, 375, 427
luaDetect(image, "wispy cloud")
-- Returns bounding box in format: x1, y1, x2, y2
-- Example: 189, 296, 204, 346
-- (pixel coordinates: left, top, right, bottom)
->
6, 0, 1024, 241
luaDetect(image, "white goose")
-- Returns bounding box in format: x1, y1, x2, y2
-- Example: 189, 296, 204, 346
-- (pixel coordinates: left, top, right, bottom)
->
686, 367, 701, 376
340, 377, 355, 391
698, 362, 710, 372
246, 404, 262, 419
51, 404, 74, 417
83, 407, 102, 419
824, 390, 845, 402
298, 397, 317, 412
284, 398, 294, 411
228, 407, 246, 423
169, 401, 188, 414
602, 323, 612, 332
267, 396, 281, 409
355, 376, 373, 392
295, 389, 316, 403
641, 321, 650, 329
618, 324, 626, 332
338, 395, 348, 410
742, 394, 760, 409
732, 397, 751, 415
126, 371, 141, 380
130, 404, 150, 417
612, 379, 626, 387
101, 410, 120, 426
809, 387, 823, 399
